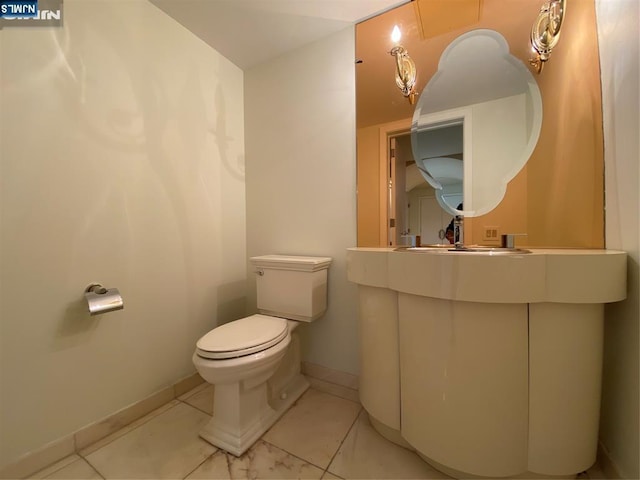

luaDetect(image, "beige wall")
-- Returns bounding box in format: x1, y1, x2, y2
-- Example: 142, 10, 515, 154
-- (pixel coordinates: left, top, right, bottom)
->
0, 0, 246, 468
597, 0, 640, 478
523, 0, 604, 248
357, 125, 383, 246
244, 28, 359, 374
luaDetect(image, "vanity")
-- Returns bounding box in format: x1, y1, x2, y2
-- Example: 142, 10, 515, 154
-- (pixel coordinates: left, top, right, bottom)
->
353, 1, 623, 477
347, 247, 626, 478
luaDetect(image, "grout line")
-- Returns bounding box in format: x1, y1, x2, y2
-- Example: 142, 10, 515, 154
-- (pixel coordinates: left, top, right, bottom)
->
91, 459, 106, 480
176, 392, 217, 418
28, 382, 362, 479
258, 386, 364, 475
177, 397, 213, 417
37, 455, 106, 480
79, 454, 106, 480
19, 380, 207, 479
301, 362, 359, 391
77, 401, 180, 458
323, 405, 364, 477
180, 449, 222, 479
305, 383, 360, 406
28, 455, 80, 479
322, 471, 346, 480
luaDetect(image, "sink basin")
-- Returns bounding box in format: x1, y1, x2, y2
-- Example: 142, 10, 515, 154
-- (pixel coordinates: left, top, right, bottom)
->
450, 246, 531, 255
398, 246, 531, 255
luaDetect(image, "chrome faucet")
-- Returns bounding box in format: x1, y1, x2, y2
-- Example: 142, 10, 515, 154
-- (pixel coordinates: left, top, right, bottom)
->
454, 215, 464, 248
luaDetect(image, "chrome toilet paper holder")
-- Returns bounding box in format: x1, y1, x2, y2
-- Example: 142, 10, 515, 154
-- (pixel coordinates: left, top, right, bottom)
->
84, 283, 124, 316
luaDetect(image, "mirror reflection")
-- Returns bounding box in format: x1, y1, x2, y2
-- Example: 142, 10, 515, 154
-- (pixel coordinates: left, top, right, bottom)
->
391, 133, 458, 246
412, 29, 543, 218
391, 130, 462, 247
412, 122, 463, 217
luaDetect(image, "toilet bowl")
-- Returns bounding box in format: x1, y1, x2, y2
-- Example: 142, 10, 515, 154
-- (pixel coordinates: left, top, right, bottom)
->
192, 255, 332, 456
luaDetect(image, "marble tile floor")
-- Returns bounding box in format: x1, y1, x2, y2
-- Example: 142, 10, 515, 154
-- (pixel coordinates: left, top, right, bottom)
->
30, 384, 607, 480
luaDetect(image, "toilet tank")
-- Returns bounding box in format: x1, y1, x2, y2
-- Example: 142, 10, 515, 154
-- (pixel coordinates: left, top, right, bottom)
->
250, 255, 332, 322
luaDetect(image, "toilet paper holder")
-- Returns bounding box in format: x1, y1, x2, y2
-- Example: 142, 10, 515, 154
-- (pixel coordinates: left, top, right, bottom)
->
84, 283, 124, 316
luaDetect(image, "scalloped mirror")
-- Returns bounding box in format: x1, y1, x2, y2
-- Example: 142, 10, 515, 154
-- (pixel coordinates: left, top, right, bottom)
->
412, 29, 543, 217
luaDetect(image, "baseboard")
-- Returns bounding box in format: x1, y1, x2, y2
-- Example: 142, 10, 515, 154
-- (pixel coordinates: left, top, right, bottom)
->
5, 365, 357, 478
597, 441, 623, 479
301, 361, 360, 403
301, 361, 358, 389
0, 372, 204, 480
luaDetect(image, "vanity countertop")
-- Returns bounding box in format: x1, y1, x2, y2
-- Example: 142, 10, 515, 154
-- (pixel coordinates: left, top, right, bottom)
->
347, 247, 627, 304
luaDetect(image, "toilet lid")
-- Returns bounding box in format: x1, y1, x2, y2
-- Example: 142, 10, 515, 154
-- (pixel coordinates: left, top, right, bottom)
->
196, 314, 288, 360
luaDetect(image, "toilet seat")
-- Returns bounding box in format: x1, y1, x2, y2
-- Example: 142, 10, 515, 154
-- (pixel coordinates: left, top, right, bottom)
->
196, 314, 288, 360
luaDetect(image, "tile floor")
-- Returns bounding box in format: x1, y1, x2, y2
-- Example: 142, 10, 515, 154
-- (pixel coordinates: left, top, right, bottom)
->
30, 384, 607, 480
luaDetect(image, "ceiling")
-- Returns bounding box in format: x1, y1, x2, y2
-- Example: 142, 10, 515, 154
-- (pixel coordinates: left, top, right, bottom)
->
149, 1, 542, 133
150, 0, 409, 70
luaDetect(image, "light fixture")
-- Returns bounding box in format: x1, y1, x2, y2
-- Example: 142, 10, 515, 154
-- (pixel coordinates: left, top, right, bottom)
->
389, 25, 418, 104
529, 0, 566, 73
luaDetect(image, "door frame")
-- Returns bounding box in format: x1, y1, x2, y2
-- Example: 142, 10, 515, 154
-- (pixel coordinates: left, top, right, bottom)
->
379, 119, 411, 247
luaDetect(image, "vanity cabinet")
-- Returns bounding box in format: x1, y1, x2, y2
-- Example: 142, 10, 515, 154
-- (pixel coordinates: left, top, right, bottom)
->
400, 295, 529, 477
347, 247, 626, 478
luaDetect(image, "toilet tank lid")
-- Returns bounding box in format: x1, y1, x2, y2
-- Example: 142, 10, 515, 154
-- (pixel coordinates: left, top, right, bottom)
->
250, 255, 332, 272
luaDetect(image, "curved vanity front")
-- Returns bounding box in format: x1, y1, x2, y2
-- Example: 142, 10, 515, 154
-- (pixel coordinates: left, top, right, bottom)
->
347, 247, 626, 479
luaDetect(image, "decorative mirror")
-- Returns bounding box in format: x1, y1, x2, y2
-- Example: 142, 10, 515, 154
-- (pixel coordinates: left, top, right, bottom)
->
411, 29, 543, 217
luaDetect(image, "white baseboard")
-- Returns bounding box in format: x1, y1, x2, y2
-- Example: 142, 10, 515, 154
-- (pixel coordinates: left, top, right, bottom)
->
597, 441, 623, 479
5, 365, 359, 478
301, 361, 358, 389
0, 373, 204, 479
301, 361, 360, 403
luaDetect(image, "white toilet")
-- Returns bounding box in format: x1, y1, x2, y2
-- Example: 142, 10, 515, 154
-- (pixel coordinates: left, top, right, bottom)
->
192, 254, 332, 456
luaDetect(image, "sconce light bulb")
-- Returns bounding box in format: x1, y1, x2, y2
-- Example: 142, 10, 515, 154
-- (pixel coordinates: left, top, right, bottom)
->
391, 25, 401, 44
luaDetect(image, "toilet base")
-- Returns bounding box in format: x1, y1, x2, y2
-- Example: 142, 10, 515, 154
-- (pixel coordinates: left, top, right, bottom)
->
199, 373, 309, 456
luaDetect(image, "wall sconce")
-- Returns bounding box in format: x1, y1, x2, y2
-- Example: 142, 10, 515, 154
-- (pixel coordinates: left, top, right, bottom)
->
390, 25, 418, 104
529, 0, 566, 73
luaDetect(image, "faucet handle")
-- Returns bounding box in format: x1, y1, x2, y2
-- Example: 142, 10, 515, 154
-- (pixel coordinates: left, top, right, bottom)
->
501, 233, 527, 249
400, 234, 418, 247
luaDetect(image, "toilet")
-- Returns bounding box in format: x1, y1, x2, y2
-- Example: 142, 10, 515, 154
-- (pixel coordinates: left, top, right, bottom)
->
192, 254, 332, 456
